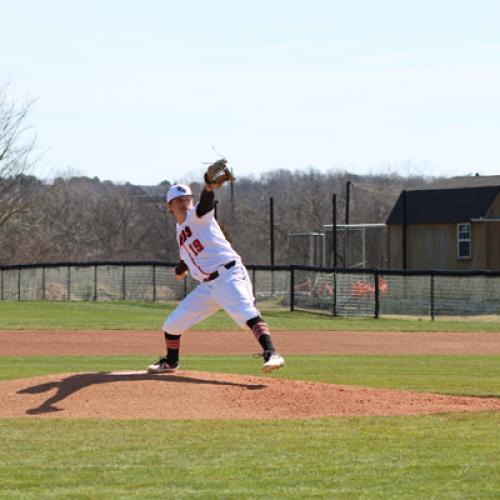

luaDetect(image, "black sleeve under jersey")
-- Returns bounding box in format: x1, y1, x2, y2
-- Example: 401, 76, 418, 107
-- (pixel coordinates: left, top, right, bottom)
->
175, 260, 188, 275
196, 189, 215, 217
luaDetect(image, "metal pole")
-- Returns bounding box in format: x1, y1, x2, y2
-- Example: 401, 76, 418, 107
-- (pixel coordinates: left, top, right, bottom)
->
122, 265, 126, 301
430, 273, 435, 321
0, 268, 3, 300
402, 190, 407, 270
270, 197, 275, 266
322, 233, 326, 267
153, 264, 156, 302
362, 227, 366, 267
345, 181, 351, 225
374, 269, 380, 319
42, 266, 46, 300
270, 197, 275, 296
290, 266, 295, 312
332, 271, 337, 317
345, 181, 351, 267
18, 268, 21, 301
67, 265, 71, 301
309, 234, 314, 266
94, 265, 98, 301
332, 193, 337, 268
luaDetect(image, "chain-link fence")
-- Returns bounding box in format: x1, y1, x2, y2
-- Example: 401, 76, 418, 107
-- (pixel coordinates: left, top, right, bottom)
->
291, 267, 500, 317
1, 262, 499, 318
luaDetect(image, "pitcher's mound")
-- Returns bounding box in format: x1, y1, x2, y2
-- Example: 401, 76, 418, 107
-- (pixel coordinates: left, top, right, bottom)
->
1, 370, 499, 419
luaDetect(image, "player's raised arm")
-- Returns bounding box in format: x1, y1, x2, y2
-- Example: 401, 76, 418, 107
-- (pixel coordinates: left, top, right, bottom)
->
196, 188, 215, 218
196, 158, 235, 218
203, 158, 235, 189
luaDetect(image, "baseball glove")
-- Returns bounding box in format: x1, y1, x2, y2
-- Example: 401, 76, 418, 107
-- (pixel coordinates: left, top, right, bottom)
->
204, 159, 235, 186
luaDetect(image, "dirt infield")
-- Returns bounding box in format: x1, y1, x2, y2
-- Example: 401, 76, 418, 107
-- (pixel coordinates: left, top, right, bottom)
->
2, 370, 500, 419
2, 329, 500, 355
1, 329, 499, 419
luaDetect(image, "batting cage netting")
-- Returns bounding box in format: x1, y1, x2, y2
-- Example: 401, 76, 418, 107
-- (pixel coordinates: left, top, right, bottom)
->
1, 262, 499, 318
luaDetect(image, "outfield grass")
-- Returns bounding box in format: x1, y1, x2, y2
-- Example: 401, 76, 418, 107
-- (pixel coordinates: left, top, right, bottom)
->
1, 415, 500, 498
1, 300, 500, 331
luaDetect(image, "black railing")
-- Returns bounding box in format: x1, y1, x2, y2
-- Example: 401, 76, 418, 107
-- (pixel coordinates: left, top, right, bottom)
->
1, 262, 500, 318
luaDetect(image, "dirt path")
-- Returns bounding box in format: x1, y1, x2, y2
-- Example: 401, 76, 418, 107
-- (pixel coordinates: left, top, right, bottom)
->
1, 329, 499, 420
1, 329, 500, 356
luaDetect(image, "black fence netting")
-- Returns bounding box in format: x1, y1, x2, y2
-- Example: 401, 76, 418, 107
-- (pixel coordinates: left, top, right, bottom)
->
1, 262, 499, 318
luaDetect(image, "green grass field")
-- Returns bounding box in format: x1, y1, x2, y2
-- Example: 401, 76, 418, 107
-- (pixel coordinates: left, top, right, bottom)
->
1, 300, 500, 331
1, 355, 500, 397
1, 301, 500, 498
2, 414, 500, 498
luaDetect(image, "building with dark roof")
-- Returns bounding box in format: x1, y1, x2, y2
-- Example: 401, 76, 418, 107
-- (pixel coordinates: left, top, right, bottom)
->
386, 186, 500, 270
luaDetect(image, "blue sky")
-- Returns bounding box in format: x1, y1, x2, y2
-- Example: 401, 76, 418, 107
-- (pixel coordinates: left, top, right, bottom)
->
2, 0, 500, 184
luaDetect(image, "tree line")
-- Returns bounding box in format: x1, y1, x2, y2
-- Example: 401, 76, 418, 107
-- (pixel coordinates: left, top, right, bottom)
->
1, 86, 439, 267
0, 169, 438, 267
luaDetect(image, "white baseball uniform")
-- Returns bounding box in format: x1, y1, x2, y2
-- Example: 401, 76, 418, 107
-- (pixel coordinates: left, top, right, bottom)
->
163, 203, 260, 335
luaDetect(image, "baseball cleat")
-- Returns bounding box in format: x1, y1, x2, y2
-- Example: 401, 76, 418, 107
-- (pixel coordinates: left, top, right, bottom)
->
147, 356, 179, 374
262, 350, 285, 373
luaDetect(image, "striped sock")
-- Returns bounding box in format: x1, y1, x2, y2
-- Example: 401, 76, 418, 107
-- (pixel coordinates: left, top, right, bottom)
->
164, 332, 181, 365
250, 321, 275, 352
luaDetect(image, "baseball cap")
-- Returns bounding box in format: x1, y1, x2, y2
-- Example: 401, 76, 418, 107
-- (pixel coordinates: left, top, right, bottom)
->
166, 184, 193, 203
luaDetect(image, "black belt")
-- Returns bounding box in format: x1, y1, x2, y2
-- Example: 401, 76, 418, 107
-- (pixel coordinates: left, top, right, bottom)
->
204, 261, 236, 282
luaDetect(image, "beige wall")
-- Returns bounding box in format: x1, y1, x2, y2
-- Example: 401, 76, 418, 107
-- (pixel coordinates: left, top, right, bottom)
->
388, 192, 500, 270
486, 221, 500, 270
388, 222, 492, 270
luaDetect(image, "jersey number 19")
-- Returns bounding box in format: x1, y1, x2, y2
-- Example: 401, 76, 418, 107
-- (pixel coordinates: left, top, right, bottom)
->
189, 239, 204, 256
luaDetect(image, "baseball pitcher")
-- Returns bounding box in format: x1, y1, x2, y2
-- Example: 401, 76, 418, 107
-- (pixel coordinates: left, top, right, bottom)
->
148, 159, 285, 373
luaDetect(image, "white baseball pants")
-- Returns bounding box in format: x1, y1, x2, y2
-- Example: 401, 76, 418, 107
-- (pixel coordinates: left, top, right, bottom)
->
163, 262, 260, 335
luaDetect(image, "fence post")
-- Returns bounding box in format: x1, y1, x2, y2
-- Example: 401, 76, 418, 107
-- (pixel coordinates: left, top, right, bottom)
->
402, 190, 407, 270
67, 265, 71, 301
18, 268, 21, 301
1, 268, 3, 300
430, 273, 435, 321
290, 266, 295, 312
374, 269, 380, 319
332, 193, 337, 268
270, 197, 275, 266
94, 265, 98, 301
153, 265, 156, 302
42, 266, 46, 300
122, 265, 126, 301
332, 271, 337, 317
345, 181, 351, 267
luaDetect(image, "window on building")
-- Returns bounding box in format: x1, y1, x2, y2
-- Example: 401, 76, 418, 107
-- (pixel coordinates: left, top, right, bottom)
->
457, 223, 471, 259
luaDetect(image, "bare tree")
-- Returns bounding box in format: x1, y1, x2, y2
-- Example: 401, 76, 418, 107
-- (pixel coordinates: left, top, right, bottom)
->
0, 162, 439, 266
0, 86, 38, 228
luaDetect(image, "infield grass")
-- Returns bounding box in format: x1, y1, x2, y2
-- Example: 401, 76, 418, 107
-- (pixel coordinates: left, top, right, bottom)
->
1, 300, 500, 331
1, 354, 499, 397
